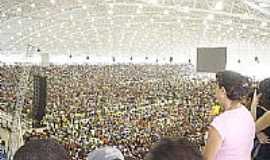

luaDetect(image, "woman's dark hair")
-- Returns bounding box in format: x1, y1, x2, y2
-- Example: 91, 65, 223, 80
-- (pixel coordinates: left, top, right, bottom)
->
258, 78, 270, 109
145, 137, 202, 160
14, 139, 68, 160
216, 70, 249, 101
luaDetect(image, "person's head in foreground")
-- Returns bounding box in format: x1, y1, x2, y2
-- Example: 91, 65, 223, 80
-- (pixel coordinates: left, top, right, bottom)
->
215, 70, 249, 109
144, 137, 202, 160
87, 146, 124, 160
14, 139, 68, 160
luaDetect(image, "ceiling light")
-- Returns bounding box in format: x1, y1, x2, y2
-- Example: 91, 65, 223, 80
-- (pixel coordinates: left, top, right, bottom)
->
17, 32, 22, 36
148, 0, 159, 5
50, 0, 56, 5
182, 6, 190, 13
214, 1, 224, 10
31, 3, 36, 8
258, 2, 270, 7
217, 24, 222, 31
139, 4, 144, 9
164, 10, 169, 15
82, 5, 87, 10
17, 7, 22, 12
108, 10, 113, 15
70, 15, 74, 20
206, 14, 215, 20
260, 22, 267, 27
261, 32, 269, 36
126, 23, 131, 27
203, 20, 208, 25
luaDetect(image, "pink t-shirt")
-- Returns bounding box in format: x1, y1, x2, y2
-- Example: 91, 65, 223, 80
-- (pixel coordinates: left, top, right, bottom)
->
211, 105, 255, 160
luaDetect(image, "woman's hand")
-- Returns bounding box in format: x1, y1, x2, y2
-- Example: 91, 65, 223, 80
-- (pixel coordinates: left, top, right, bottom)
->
256, 111, 270, 133
257, 132, 270, 144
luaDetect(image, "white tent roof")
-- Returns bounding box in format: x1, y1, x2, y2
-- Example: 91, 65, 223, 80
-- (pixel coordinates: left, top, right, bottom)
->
0, 0, 269, 55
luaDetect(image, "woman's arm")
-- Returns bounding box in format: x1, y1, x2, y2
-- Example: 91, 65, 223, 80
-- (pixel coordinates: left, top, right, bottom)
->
256, 111, 270, 133
203, 126, 223, 160
250, 90, 261, 121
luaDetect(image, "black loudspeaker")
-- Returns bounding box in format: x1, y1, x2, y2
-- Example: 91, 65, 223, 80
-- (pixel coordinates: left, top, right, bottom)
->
32, 75, 47, 128
197, 47, 227, 73
169, 57, 173, 63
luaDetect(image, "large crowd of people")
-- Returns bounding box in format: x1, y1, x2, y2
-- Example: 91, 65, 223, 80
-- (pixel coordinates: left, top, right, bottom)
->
0, 64, 223, 160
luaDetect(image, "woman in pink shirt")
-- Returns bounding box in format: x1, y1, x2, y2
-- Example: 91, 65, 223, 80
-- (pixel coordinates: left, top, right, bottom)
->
203, 71, 255, 160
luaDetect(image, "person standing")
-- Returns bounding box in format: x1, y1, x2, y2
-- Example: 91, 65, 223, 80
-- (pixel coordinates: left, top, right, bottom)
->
203, 71, 255, 160
251, 78, 270, 160
0, 140, 7, 160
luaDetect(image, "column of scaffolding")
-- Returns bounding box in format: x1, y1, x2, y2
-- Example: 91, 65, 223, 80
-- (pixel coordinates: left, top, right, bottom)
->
7, 45, 40, 160
8, 66, 32, 160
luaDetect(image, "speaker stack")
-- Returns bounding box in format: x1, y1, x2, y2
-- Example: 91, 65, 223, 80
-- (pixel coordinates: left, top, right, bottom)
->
32, 75, 47, 128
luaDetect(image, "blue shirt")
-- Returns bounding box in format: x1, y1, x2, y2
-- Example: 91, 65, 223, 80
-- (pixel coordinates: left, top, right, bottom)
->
0, 146, 7, 160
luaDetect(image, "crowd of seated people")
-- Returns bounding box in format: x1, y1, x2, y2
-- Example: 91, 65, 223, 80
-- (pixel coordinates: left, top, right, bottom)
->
0, 64, 215, 160
43, 64, 215, 159
4, 64, 270, 160
0, 65, 270, 160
